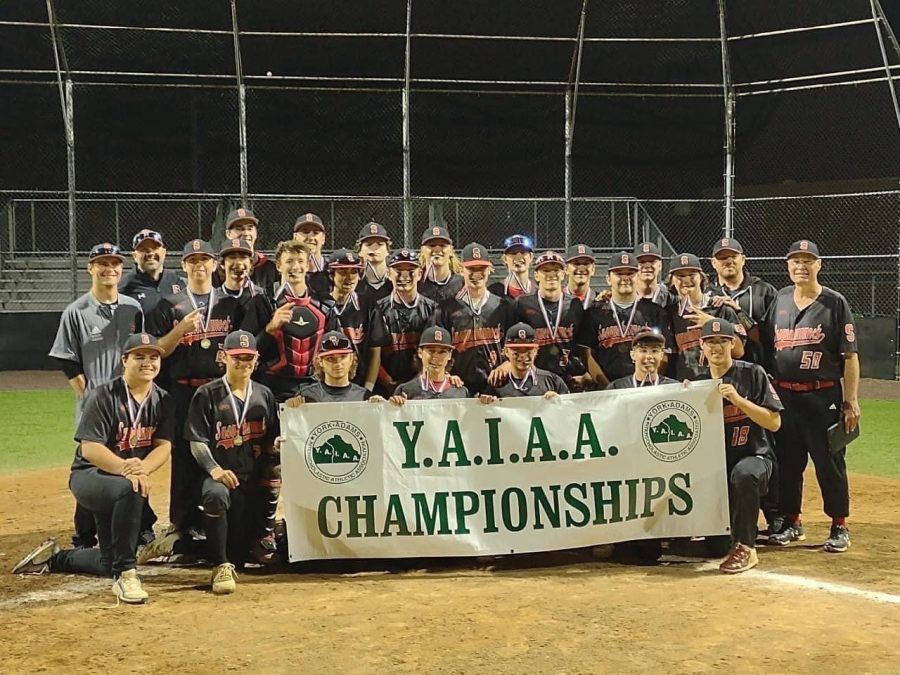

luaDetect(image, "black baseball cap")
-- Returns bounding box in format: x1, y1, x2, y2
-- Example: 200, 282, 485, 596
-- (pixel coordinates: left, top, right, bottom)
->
786, 239, 820, 259
631, 328, 666, 347
712, 237, 744, 256
421, 225, 452, 245
293, 213, 325, 233
635, 242, 662, 260
460, 242, 491, 267
608, 251, 639, 272
534, 251, 566, 270
503, 234, 534, 253
220, 238, 253, 257
388, 248, 419, 268
700, 319, 736, 340
328, 248, 363, 270
132, 230, 165, 250
669, 253, 703, 274
505, 322, 537, 347
419, 326, 453, 348
357, 222, 390, 242
565, 244, 594, 263
225, 207, 259, 230
318, 330, 354, 356
181, 239, 216, 259
89, 242, 125, 262
123, 332, 165, 355
223, 330, 258, 356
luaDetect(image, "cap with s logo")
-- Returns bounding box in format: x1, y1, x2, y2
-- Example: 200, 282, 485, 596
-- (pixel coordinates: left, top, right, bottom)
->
123, 332, 165, 355
328, 248, 364, 270
700, 319, 736, 340
565, 243, 595, 263
669, 253, 703, 274
634, 242, 662, 260
421, 225, 452, 244
712, 237, 744, 256
419, 325, 454, 348
223, 330, 258, 355
388, 248, 420, 268
357, 221, 390, 242
219, 238, 253, 257
607, 251, 638, 272
505, 322, 537, 347
786, 239, 820, 259
461, 242, 491, 267
181, 239, 216, 259
225, 207, 259, 230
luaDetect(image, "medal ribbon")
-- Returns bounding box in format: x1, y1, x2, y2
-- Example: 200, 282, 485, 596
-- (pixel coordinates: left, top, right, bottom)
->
392, 290, 419, 310
186, 288, 216, 333
610, 298, 638, 338
331, 292, 359, 317
538, 293, 563, 342
123, 381, 150, 442
505, 272, 532, 296
509, 368, 536, 392
460, 288, 488, 316
419, 373, 450, 394
633, 373, 660, 388
222, 376, 252, 441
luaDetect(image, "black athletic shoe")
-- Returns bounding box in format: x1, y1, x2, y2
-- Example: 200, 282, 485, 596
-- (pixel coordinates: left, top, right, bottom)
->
824, 524, 851, 553
768, 522, 806, 546
759, 515, 784, 539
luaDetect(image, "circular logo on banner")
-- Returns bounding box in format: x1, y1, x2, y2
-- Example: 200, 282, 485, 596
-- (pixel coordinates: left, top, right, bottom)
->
305, 421, 369, 484
641, 400, 701, 462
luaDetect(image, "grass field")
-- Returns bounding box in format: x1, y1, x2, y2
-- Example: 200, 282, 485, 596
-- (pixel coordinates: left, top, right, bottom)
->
1, 389, 898, 477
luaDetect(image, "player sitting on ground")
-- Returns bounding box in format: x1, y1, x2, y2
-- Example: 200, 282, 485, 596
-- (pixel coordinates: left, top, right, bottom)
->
13, 333, 174, 605
390, 326, 470, 403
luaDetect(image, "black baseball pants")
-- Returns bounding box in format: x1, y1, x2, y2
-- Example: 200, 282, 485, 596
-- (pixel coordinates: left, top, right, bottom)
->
201, 476, 254, 567
729, 455, 773, 547
169, 382, 205, 532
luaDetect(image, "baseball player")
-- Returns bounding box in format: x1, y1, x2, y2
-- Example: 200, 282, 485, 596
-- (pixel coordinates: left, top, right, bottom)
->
488, 234, 535, 299
390, 326, 470, 402
434, 242, 515, 395
50, 242, 143, 549
484, 323, 569, 399
292, 213, 332, 301
577, 252, 672, 387
667, 253, 745, 381
119, 230, 184, 314
223, 207, 279, 300
355, 222, 393, 304
286, 331, 386, 404
13, 333, 174, 604
370, 249, 439, 394
185, 330, 281, 593
764, 240, 860, 553
220, 238, 265, 301
634, 242, 672, 308
325, 248, 378, 390
605, 328, 679, 390
708, 237, 777, 368
565, 243, 597, 308
418, 225, 465, 303
698, 319, 782, 573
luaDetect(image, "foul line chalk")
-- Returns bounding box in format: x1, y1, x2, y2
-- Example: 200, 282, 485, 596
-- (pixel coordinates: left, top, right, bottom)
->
750, 570, 900, 606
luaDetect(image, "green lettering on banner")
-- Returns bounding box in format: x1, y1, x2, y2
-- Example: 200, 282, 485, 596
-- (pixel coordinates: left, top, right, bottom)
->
481, 489, 500, 533
641, 476, 667, 518
347, 495, 378, 538
563, 483, 591, 527
318, 496, 342, 538
531, 485, 561, 530
394, 420, 425, 469
501, 487, 528, 532
590, 480, 623, 524
438, 420, 471, 467
412, 492, 452, 535
668, 473, 693, 515
523, 417, 556, 463
453, 491, 479, 534
484, 417, 504, 465
571, 413, 605, 459
381, 494, 412, 537
624, 479, 640, 521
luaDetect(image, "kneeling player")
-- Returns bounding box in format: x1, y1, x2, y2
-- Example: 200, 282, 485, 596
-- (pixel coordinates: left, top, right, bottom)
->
13, 334, 174, 604
390, 326, 469, 402
484, 323, 569, 400
186, 331, 280, 594
699, 320, 782, 573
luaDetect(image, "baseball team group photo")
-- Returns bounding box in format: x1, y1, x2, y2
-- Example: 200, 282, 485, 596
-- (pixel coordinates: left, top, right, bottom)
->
2, 2, 900, 673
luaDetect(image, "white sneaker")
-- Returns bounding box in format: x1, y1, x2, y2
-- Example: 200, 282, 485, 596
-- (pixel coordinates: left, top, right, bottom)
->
211, 563, 237, 595
113, 569, 149, 604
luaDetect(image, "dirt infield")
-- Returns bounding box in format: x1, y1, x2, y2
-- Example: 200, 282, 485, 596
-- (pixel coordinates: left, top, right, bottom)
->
2, 463, 899, 673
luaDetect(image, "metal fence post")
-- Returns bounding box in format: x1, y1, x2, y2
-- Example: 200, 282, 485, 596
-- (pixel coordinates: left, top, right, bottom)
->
869, 0, 900, 142
231, 0, 249, 206
402, 0, 413, 248
7, 201, 16, 258
563, 1, 587, 252
717, 0, 736, 238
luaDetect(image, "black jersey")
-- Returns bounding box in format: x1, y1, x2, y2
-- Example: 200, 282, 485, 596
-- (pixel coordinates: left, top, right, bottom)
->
765, 286, 857, 382
370, 293, 439, 387
709, 274, 777, 368
488, 276, 534, 300
298, 380, 371, 402
605, 375, 679, 390
357, 276, 393, 305
305, 256, 333, 303
669, 294, 744, 381
325, 293, 372, 386
145, 286, 246, 381
241, 287, 332, 399
489, 368, 569, 398
698, 361, 783, 464
515, 292, 585, 378
577, 298, 673, 382
72, 377, 175, 471
640, 283, 673, 309
394, 376, 470, 400
435, 289, 515, 395
419, 273, 465, 304
250, 252, 280, 301
185, 377, 279, 479
119, 269, 185, 314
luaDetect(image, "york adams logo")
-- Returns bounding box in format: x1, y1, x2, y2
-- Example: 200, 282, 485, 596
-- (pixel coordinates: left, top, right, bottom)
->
305, 420, 369, 484
641, 400, 701, 462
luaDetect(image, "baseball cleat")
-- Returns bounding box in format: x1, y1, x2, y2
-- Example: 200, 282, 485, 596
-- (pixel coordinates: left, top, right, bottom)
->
211, 562, 237, 595
824, 524, 851, 553
250, 534, 278, 565
768, 522, 805, 546
11, 538, 60, 575
719, 543, 758, 574
136, 530, 181, 565
112, 569, 149, 604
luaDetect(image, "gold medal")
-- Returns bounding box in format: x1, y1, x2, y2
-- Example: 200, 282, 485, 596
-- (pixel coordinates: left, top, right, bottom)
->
549, 345, 560, 357
200, 338, 212, 350
128, 432, 138, 449
233, 434, 243, 445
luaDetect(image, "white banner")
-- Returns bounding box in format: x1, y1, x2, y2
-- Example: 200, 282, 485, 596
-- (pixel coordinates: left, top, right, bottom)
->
281, 381, 729, 561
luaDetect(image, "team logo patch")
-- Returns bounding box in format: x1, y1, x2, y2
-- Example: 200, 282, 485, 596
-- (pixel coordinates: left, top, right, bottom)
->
642, 400, 702, 462
369, 223, 378, 234
231, 238, 241, 247
472, 247, 482, 259
239, 334, 250, 348
578, 245, 586, 254
680, 255, 689, 266
192, 239, 201, 251
642, 244, 650, 253
800, 240, 809, 250
712, 321, 721, 332
140, 334, 150, 345
434, 329, 443, 342
518, 329, 527, 339
432, 227, 440, 236
621, 254, 629, 264
721, 238, 730, 247
305, 421, 369, 484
